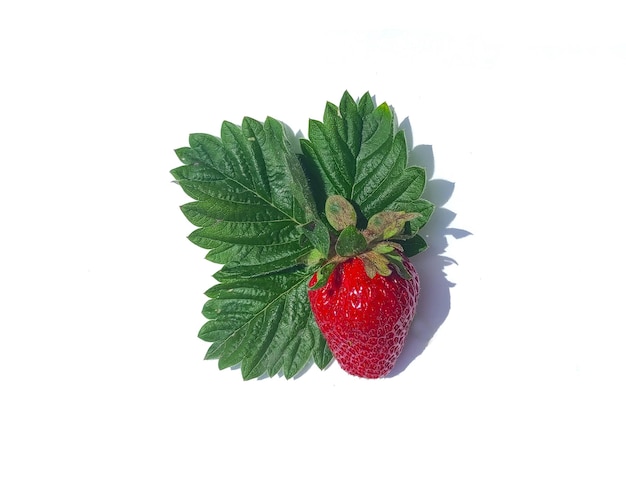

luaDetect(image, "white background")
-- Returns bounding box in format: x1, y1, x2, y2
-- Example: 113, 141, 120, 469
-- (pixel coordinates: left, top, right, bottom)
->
2, 1, 625, 499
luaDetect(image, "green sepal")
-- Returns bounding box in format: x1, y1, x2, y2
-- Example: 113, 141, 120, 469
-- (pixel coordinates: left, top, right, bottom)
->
308, 262, 337, 291
385, 252, 412, 280
335, 226, 368, 257
360, 251, 392, 279
372, 241, 404, 255
325, 194, 357, 231
302, 248, 326, 267
401, 234, 429, 257
365, 211, 418, 241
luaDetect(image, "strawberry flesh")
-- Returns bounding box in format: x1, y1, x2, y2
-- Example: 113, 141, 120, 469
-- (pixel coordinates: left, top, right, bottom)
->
308, 256, 419, 378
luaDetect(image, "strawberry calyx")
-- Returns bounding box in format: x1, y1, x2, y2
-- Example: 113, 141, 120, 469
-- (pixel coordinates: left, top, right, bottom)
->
308, 195, 419, 289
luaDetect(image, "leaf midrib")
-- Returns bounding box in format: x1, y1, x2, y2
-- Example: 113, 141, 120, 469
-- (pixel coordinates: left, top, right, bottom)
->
221, 157, 306, 228
220, 272, 312, 352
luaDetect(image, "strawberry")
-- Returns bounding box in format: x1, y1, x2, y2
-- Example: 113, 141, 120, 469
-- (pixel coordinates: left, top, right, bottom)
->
172, 91, 435, 379
308, 255, 419, 378
306, 194, 422, 378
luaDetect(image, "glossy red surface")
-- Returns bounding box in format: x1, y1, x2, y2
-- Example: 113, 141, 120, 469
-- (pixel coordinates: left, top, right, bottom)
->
308, 256, 419, 378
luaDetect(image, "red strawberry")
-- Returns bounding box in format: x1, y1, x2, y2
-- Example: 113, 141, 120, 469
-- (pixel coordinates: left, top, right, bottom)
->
308, 253, 420, 379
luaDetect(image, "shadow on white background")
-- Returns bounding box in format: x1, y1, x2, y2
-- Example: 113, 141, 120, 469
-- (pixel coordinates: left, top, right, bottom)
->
389, 135, 471, 377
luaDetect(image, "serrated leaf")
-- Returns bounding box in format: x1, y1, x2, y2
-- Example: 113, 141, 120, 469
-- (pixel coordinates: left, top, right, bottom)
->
365, 211, 418, 241
172, 116, 326, 276
300, 91, 434, 251
298, 220, 330, 258
187, 236, 309, 275
173, 115, 335, 379
199, 270, 331, 379
181, 200, 296, 244
357, 91, 376, 115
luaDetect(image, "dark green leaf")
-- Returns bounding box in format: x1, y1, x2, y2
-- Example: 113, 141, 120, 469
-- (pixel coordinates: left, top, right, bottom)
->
199, 270, 330, 379
298, 221, 331, 258
172, 116, 325, 276
300, 91, 434, 253
172, 115, 334, 379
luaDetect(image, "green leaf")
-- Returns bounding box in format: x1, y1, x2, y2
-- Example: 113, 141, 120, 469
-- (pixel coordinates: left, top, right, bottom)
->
172, 116, 326, 275
172, 115, 335, 378
180, 200, 296, 244
200, 270, 332, 379
186, 236, 311, 280
300, 91, 434, 252
298, 221, 330, 259
399, 197, 435, 236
